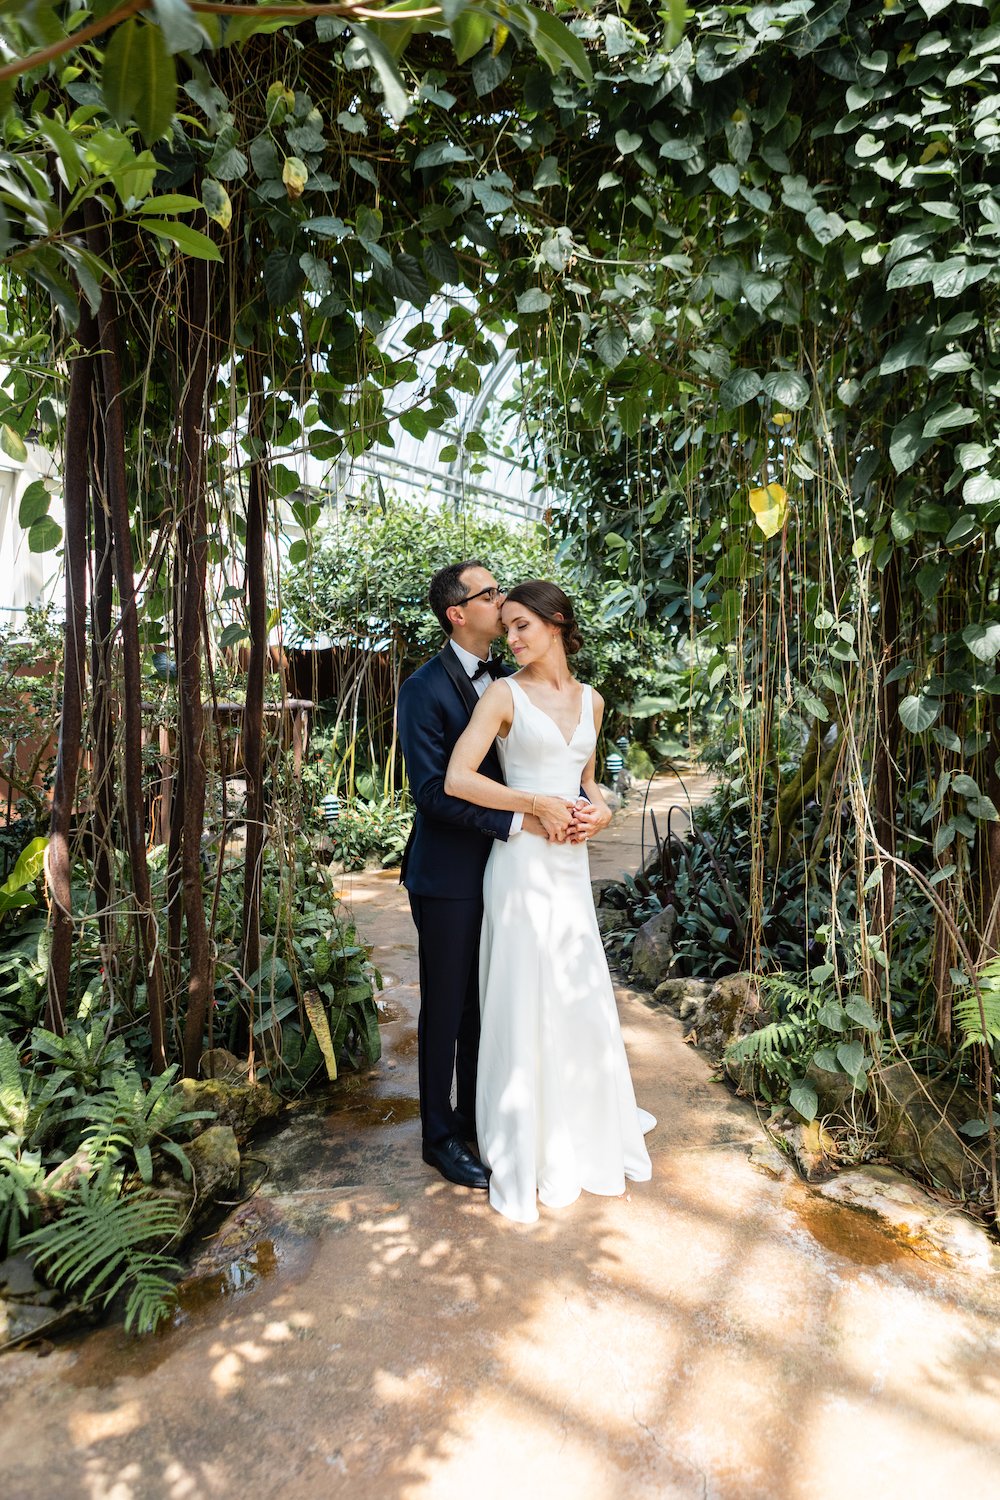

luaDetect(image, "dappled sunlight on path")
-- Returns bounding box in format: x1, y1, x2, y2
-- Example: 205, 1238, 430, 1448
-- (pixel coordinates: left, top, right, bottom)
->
3, 778, 1000, 1498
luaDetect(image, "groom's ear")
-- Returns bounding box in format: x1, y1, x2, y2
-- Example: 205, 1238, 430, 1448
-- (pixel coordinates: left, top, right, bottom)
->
445, 603, 465, 631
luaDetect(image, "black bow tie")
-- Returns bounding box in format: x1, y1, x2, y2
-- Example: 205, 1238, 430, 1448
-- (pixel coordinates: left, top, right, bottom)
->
472, 657, 503, 681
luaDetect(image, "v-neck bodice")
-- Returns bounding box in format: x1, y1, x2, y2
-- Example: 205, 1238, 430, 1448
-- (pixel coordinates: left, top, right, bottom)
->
497, 678, 595, 797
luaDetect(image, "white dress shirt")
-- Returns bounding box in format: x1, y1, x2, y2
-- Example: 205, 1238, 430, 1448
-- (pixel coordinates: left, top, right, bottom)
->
449, 640, 522, 834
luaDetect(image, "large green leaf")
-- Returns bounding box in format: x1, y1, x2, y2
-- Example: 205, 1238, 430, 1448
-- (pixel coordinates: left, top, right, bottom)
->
899, 693, 940, 733
383, 253, 430, 307
595, 324, 627, 370
923, 403, 975, 438
522, 7, 593, 84
516, 288, 552, 314
17, 479, 49, 527
151, 0, 209, 55
449, 9, 493, 65
263, 250, 306, 306
963, 622, 1000, 663
761, 371, 809, 410
718, 369, 762, 407
350, 23, 410, 122
27, 515, 62, 553
963, 473, 1000, 505
889, 412, 933, 474
102, 20, 177, 145
141, 220, 221, 261
414, 141, 473, 170
1, 424, 26, 462
742, 273, 781, 314
878, 330, 927, 376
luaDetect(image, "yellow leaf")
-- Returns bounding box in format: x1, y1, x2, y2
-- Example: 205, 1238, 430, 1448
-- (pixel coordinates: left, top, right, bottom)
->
772, 411, 793, 426
303, 989, 338, 1081
492, 22, 509, 56
748, 482, 788, 540
201, 179, 232, 231
920, 140, 948, 165
282, 156, 308, 200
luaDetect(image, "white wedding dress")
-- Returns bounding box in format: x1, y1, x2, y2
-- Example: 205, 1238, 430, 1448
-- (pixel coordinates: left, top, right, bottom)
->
476, 677, 655, 1224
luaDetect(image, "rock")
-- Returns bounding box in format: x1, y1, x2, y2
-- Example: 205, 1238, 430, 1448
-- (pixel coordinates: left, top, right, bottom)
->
817, 1166, 999, 1271
0, 1295, 79, 1351
748, 1141, 791, 1181
200, 1048, 250, 1082
0, 1253, 42, 1298
184, 1125, 241, 1207
596, 907, 630, 938
177, 1076, 281, 1144
630, 905, 677, 990
876, 1062, 987, 1199
769, 1114, 837, 1182
692, 972, 765, 1064
590, 878, 620, 909
652, 978, 711, 1021
804, 1057, 856, 1116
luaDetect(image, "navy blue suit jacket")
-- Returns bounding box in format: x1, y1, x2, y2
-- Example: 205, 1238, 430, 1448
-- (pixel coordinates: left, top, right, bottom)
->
398, 646, 514, 899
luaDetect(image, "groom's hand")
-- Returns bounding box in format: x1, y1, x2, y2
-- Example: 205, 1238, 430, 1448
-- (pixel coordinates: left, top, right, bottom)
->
534, 795, 576, 842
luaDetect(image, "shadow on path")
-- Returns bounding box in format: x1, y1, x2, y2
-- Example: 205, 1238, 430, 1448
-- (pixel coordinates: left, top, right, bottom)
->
3, 777, 1000, 1499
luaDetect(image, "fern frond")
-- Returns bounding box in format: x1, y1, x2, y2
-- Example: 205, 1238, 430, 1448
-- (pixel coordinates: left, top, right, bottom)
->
954, 982, 1000, 1047
726, 1018, 806, 1066
22, 1172, 183, 1320
124, 1266, 180, 1334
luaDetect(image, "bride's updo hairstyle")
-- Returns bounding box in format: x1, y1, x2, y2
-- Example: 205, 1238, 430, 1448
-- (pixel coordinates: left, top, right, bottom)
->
504, 581, 584, 656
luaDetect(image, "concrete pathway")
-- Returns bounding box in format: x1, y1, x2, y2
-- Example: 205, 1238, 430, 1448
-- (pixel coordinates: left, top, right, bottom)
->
3, 775, 1000, 1498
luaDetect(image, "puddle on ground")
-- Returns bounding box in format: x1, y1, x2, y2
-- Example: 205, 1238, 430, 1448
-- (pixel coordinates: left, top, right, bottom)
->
327, 1095, 420, 1130
170, 1238, 278, 1326
391, 1028, 418, 1057
60, 1209, 316, 1388
787, 1186, 915, 1269
376, 997, 407, 1024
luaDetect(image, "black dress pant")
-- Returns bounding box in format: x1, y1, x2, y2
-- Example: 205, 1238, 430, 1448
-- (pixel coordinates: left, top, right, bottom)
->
408, 891, 482, 1145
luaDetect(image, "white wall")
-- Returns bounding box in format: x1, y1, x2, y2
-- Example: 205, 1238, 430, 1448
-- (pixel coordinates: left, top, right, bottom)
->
0, 447, 63, 624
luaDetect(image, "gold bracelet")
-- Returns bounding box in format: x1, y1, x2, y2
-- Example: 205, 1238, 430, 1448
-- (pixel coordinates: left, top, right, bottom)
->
531, 795, 537, 816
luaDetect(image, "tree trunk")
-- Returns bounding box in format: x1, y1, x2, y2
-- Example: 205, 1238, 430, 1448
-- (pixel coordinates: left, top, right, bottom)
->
89, 396, 118, 979
871, 546, 901, 962
87, 229, 169, 1073
177, 260, 216, 1078
47, 310, 97, 1034
241, 346, 269, 993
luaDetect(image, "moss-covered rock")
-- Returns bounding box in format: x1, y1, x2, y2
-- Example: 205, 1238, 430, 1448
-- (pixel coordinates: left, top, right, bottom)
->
185, 1125, 241, 1208
876, 1062, 988, 1199
652, 977, 711, 1021
177, 1076, 281, 1145
692, 972, 765, 1064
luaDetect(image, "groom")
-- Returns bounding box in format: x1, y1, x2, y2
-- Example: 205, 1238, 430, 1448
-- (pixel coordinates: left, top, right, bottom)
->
397, 560, 555, 1188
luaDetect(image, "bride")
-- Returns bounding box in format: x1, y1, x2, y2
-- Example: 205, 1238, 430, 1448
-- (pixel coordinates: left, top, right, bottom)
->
445, 580, 654, 1224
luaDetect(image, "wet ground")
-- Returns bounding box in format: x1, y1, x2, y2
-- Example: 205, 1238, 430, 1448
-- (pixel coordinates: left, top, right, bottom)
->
4, 773, 1000, 1498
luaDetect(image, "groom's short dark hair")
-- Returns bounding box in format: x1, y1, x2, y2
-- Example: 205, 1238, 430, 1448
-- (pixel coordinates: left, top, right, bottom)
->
429, 559, 488, 635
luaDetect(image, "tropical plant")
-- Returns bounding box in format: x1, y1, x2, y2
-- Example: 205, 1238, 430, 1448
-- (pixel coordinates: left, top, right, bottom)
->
327, 793, 414, 871
21, 1167, 185, 1334
725, 972, 883, 1123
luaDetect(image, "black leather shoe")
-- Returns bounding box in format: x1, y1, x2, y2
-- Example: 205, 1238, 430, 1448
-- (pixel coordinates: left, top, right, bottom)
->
422, 1135, 489, 1190
452, 1111, 477, 1141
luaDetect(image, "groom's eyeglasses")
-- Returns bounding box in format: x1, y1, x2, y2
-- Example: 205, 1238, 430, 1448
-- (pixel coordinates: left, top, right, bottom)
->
458, 585, 506, 605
